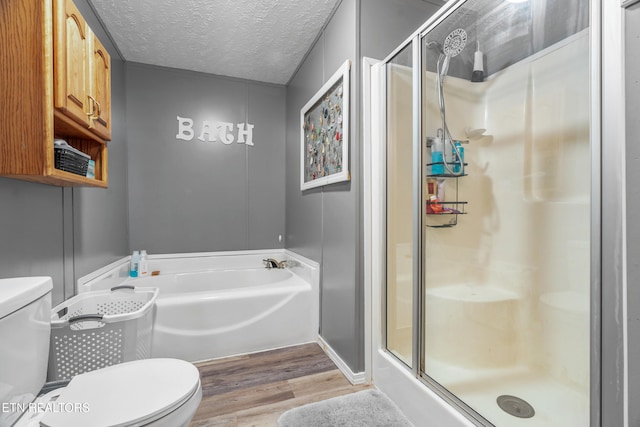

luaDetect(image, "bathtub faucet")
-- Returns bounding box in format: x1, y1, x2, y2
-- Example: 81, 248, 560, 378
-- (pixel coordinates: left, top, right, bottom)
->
263, 258, 287, 269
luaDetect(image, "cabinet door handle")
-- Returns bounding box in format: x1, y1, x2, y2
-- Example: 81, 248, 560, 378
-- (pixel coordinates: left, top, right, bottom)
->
87, 95, 97, 128
94, 99, 101, 119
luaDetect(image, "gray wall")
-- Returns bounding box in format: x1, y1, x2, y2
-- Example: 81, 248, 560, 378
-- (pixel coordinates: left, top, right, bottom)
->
0, 181, 66, 304
125, 63, 286, 254
285, 0, 438, 372
286, 0, 360, 371
361, 0, 441, 59
0, 0, 129, 305
626, 3, 640, 425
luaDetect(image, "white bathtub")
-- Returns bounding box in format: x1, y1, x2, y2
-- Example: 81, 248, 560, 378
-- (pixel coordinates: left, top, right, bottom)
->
77, 250, 319, 362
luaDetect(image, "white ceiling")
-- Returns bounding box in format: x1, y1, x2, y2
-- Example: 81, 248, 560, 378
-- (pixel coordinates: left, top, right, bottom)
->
89, 0, 342, 85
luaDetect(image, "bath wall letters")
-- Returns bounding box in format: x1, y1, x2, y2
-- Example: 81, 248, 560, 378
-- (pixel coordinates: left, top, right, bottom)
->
176, 116, 255, 146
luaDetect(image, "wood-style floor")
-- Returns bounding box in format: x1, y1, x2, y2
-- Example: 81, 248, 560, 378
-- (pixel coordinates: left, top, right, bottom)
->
189, 343, 371, 426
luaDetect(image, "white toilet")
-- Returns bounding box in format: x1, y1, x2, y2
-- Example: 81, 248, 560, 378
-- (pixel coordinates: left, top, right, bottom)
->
0, 277, 202, 427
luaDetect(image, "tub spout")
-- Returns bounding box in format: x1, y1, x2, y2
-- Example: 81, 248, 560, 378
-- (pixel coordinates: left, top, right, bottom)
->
263, 258, 287, 269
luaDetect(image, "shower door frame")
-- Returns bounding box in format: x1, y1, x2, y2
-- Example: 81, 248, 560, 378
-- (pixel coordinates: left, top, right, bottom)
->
366, 0, 618, 425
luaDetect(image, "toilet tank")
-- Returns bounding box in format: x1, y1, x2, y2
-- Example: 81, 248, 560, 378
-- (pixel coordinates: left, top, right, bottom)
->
0, 277, 52, 426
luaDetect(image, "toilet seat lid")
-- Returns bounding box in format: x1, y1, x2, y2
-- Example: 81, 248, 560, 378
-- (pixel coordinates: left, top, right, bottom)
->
40, 358, 200, 427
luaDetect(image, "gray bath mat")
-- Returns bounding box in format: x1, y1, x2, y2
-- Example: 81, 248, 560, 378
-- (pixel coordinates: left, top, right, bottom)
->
277, 389, 413, 427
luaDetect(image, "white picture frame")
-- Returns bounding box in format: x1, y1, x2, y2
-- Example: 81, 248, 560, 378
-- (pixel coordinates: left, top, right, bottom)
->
300, 60, 350, 191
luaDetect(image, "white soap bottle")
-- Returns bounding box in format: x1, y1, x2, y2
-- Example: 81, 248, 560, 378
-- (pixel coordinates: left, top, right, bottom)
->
139, 250, 149, 277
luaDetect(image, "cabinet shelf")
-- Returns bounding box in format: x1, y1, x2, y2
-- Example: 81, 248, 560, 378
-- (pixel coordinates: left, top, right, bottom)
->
50, 169, 108, 188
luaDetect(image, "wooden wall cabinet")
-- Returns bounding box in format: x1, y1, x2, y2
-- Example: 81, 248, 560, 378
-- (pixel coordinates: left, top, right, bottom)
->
0, 0, 110, 187
54, 0, 111, 141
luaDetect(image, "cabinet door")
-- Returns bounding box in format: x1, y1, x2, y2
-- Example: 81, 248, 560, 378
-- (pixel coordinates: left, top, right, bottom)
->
53, 0, 91, 128
89, 33, 111, 140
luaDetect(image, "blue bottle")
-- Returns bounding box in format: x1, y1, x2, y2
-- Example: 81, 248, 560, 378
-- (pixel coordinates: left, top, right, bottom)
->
452, 141, 464, 173
431, 137, 444, 175
130, 250, 140, 277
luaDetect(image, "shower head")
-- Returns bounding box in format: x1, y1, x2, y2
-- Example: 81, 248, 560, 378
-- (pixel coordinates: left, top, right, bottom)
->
443, 28, 467, 58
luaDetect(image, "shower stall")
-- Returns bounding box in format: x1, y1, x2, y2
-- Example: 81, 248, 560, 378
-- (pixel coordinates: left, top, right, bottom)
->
370, 0, 600, 425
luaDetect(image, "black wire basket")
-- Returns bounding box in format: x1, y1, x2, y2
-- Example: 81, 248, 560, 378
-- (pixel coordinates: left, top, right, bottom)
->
54, 145, 90, 176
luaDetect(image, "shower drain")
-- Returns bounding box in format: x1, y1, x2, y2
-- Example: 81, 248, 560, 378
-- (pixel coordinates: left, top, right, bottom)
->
496, 395, 535, 419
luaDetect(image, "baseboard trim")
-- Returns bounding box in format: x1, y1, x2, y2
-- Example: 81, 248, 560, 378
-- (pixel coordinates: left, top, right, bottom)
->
317, 335, 367, 385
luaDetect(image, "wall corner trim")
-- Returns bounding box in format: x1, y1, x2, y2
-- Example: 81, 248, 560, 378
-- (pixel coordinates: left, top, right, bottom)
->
317, 335, 367, 385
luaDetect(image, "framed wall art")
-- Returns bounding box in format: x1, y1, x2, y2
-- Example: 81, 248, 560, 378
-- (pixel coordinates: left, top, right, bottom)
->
300, 60, 350, 191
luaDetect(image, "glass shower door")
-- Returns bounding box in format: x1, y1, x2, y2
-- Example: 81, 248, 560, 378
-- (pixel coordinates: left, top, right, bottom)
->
420, 0, 591, 425
385, 44, 415, 367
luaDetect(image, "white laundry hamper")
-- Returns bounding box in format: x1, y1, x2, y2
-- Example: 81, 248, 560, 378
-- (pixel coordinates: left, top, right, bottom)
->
47, 285, 159, 381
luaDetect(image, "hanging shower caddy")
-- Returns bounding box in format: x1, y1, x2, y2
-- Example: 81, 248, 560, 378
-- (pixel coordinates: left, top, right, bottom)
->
425, 137, 467, 228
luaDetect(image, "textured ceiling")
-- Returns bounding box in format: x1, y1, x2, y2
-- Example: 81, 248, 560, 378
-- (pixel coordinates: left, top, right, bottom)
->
89, 0, 341, 85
